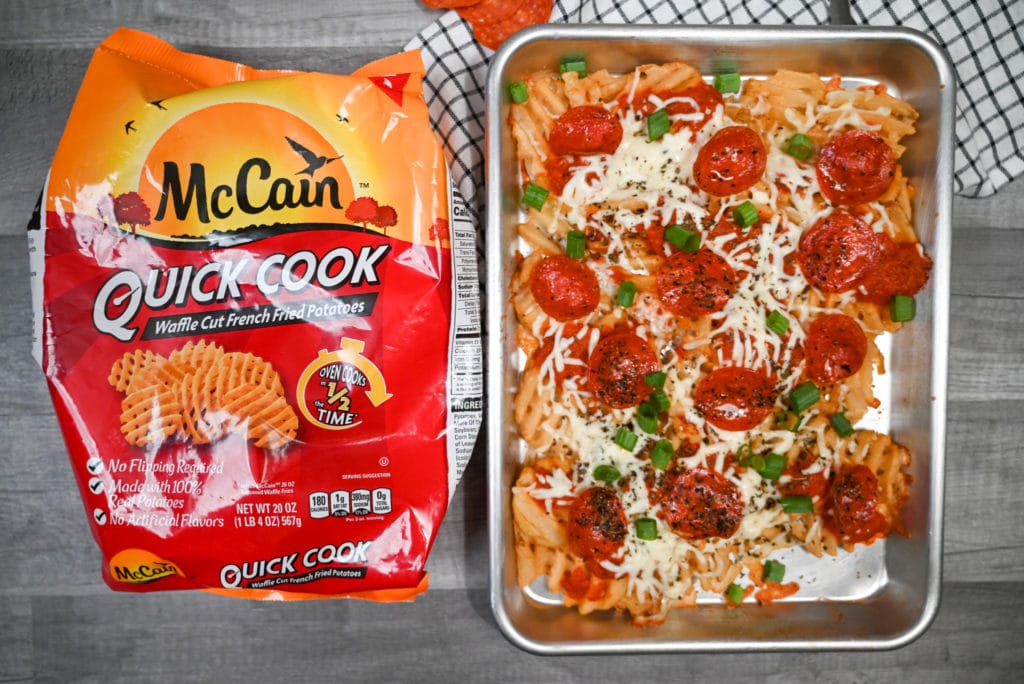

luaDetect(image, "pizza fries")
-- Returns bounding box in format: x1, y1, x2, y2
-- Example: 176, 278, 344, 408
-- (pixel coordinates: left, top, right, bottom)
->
505, 60, 930, 625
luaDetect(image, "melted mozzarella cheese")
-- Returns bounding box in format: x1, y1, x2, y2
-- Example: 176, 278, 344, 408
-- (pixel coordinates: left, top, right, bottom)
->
559, 105, 719, 246
527, 468, 576, 514
519, 76, 898, 599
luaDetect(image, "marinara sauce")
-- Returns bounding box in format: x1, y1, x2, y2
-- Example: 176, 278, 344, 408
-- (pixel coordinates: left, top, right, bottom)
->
627, 81, 723, 140
777, 451, 829, 501
857, 232, 933, 305
530, 325, 590, 389
707, 209, 763, 277
668, 81, 724, 137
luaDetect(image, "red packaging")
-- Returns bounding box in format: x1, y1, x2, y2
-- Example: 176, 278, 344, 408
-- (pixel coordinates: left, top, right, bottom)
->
29, 28, 481, 600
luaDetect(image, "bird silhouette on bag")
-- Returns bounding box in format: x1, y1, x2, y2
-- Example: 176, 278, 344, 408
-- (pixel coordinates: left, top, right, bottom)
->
286, 136, 343, 176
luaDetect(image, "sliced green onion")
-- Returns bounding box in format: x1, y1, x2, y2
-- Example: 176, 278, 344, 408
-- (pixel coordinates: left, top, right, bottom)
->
635, 517, 659, 540
732, 200, 759, 228
615, 281, 638, 307
647, 388, 670, 413
736, 443, 753, 466
711, 57, 740, 77
521, 182, 549, 211
645, 371, 667, 389
781, 495, 814, 514
756, 453, 787, 481
664, 224, 702, 252
508, 80, 529, 104
613, 427, 638, 451
714, 71, 742, 94
763, 559, 786, 583
593, 464, 621, 482
726, 582, 745, 604
646, 108, 671, 141
749, 454, 766, 473
566, 230, 586, 259
830, 412, 855, 438
789, 381, 820, 414
559, 57, 587, 78
785, 133, 815, 161
650, 439, 674, 470
890, 294, 916, 322
765, 309, 790, 335
776, 409, 803, 433
636, 402, 659, 434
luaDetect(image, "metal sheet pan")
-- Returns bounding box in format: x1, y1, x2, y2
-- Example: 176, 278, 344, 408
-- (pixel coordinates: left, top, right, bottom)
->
485, 24, 953, 654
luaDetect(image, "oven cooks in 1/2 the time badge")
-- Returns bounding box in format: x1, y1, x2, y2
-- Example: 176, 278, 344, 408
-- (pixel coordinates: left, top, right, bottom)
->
296, 338, 393, 430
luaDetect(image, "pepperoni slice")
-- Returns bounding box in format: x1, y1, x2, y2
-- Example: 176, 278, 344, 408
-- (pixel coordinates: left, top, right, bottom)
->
816, 129, 896, 206
858, 233, 933, 304
693, 366, 777, 432
457, 0, 554, 51
586, 332, 659, 408
692, 125, 767, 196
421, 0, 479, 8
824, 465, 889, 544
655, 249, 737, 318
797, 210, 881, 293
566, 487, 628, 562
529, 255, 600, 321
548, 105, 624, 156
777, 451, 829, 500
457, 0, 523, 23
465, 0, 554, 52
803, 313, 868, 384
654, 467, 743, 540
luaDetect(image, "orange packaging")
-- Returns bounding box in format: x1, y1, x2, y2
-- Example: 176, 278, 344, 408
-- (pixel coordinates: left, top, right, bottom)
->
28, 28, 481, 600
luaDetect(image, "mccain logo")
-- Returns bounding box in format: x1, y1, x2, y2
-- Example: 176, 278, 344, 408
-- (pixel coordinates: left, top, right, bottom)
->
108, 549, 182, 585
103, 134, 399, 245
154, 136, 345, 224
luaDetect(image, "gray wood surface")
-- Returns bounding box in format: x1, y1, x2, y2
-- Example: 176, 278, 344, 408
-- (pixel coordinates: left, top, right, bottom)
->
1, 2, 1021, 681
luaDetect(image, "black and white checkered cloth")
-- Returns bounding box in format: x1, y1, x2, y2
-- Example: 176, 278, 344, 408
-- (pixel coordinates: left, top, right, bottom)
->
406, 0, 1023, 221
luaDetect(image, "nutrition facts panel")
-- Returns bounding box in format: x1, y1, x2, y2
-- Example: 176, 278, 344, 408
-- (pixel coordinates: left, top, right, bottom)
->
447, 190, 483, 483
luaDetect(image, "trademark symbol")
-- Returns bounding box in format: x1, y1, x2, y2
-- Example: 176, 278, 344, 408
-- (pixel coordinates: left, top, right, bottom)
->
379, 456, 389, 467
360, 182, 370, 189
